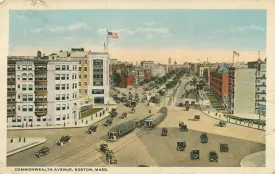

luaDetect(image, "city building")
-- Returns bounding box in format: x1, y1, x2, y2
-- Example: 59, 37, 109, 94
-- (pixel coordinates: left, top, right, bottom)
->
88, 52, 110, 105
210, 64, 229, 102
56, 48, 91, 106
197, 64, 216, 77
7, 57, 80, 127
227, 67, 256, 119
248, 58, 266, 115
203, 67, 216, 85
121, 70, 136, 88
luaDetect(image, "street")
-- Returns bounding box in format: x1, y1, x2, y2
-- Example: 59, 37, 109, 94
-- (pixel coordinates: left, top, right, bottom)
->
7, 78, 265, 167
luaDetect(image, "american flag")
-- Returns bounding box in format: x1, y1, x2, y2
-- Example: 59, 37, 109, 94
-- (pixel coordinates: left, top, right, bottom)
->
233, 51, 240, 57
108, 31, 118, 38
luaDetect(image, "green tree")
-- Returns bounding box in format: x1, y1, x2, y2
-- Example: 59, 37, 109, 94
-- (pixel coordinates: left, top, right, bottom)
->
112, 72, 122, 86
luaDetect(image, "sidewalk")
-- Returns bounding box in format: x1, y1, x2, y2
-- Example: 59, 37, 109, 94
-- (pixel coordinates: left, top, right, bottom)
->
240, 151, 265, 167
7, 137, 47, 156
8, 105, 117, 131
198, 90, 265, 131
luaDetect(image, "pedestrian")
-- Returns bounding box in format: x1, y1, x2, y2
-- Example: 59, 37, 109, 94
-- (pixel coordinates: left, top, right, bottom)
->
103, 110, 105, 115
86, 120, 88, 124
149, 109, 151, 114
64, 122, 66, 127
10, 137, 13, 143
75, 121, 77, 126
23, 137, 26, 142
82, 119, 83, 123
19, 136, 21, 142
22, 123, 24, 128
96, 113, 98, 117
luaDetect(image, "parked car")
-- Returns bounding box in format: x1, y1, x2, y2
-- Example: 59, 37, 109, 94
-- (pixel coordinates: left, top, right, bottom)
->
190, 150, 200, 160
220, 143, 229, 152
161, 128, 168, 136
177, 140, 187, 151
209, 151, 219, 162
200, 132, 208, 143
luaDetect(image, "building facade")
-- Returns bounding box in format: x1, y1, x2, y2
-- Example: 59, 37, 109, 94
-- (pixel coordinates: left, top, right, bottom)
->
227, 67, 256, 118
7, 57, 80, 127
88, 52, 110, 105
57, 48, 91, 106
121, 71, 136, 88
210, 71, 229, 101
248, 58, 266, 115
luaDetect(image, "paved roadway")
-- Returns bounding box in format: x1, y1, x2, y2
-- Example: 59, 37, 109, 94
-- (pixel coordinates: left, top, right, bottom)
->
7, 102, 158, 167
7, 78, 265, 167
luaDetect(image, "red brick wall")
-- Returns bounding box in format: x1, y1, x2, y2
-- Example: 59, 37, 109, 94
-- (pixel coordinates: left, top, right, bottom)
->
121, 74, 136, 88
210, 72, 229, 100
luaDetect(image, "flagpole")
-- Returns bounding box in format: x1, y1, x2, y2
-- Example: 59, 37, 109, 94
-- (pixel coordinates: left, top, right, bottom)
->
106, 30, 109, 53
232, 51, 234, 65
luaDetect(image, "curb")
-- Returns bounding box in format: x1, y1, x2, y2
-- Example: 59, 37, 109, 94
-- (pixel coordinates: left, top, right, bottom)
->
199, 103, 265, 131
7, 114, 110, 131
7, 138, 47, 157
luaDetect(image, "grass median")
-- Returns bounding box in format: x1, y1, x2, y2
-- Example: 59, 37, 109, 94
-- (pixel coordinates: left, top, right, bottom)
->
80, 108, 103, 119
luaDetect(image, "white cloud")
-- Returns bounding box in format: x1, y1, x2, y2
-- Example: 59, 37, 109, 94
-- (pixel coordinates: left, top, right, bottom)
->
31, 28, 42, 33
136, 27, 172, 36
216, 25, 265, 34
48, 26, 66, 33
66, 22, 89, 31
143, 21, 162, 26
47, 22, 90, 33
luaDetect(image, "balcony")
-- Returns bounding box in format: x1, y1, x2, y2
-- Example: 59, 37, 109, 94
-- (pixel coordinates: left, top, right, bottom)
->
34, 111, 47, 116
35, 80, 48, 85
34, 99, 47, 103
7, 112, 16, 117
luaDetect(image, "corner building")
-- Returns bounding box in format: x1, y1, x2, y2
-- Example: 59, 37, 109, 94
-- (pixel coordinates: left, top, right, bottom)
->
7, 57, 80, 127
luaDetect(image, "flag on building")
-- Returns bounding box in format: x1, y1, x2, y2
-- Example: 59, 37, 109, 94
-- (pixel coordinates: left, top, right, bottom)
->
108, 31, 118, 38
233, 51, 240, 57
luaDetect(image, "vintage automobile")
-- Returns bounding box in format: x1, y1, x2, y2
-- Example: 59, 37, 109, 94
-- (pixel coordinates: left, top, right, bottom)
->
178, 102, 184, 107
209, 151, 219, 162
161, 128, 168, 136
104, 119, 113, 126
86, 125, 98, 134
190, 150, 200, 160
138, 164, 149, 167
179, 122, 188, 132
219, 120, 227, 127
34, 146, 51, 158
100, 144, 109, 153
200, 132, 208, 143
194, 115, 200, 121
191, 101, 195, 105
130, 108, 135, 114
106, 150, 117, 164
185, 105, 190, 111
120, 112, 128, 119
109, 109, 118, 118
220, 143, 229, 152
177, 140, 187, 151
56, 135, 72, 146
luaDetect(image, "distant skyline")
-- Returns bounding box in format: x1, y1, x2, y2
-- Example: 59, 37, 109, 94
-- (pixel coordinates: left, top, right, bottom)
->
9, 10, 266, 64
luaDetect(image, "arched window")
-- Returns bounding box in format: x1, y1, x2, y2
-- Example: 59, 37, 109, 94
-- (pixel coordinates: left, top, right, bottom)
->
22, 73, 27, 80
28, 73, 33, 80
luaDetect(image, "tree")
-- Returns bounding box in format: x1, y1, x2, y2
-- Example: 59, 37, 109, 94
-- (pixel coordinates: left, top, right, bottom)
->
112, 72, 122, 86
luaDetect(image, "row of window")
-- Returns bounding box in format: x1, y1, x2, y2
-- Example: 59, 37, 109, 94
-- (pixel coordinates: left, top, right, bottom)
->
56, 103, 71, 111
79, 67, 88, 71
56, 94, 70, 100
79, 74, 88, 79
16, 73, 33, 81
55, 65, 78, 71
17, 65, 33, 71
79, 82, 87, 86
55, 73, 77, 80
93, 82, 103, 86
55, 83, 77, 90
10, 114, 71, 123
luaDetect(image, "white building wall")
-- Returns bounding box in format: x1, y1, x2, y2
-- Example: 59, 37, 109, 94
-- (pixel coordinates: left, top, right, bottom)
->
10, 61, 35, 127
47, 61, 80, 126
234, 69, 256, 118
88, 53, 110, 105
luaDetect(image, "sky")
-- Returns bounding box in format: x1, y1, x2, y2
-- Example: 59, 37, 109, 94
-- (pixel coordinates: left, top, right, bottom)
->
9, 10, 266, 64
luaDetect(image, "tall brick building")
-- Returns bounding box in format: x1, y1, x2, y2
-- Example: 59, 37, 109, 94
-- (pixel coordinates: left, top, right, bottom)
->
121, 71, 136, 88
210, 64, 230, 101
